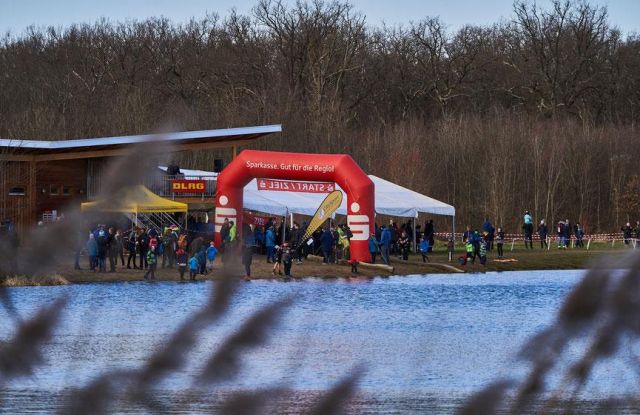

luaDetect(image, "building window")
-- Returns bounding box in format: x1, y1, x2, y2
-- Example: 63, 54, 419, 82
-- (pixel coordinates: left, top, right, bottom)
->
62, 186, 71, 196
50, 185, 59, 196
8, 186, 26, 196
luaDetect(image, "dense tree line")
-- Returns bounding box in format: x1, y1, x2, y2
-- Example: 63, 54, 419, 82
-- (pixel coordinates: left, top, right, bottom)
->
1, 0, 639, 232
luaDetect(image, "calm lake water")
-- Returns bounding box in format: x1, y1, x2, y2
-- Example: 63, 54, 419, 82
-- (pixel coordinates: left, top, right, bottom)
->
0, 269, 633, 413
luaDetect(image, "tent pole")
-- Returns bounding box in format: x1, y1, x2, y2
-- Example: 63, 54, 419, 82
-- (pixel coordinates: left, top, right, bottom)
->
412, 216, 417, 254
452, 215, 456, 249
282, 208, 288, 245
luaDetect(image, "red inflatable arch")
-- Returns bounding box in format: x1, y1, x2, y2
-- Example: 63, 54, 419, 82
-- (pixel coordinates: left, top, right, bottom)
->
214, 150, 375, 263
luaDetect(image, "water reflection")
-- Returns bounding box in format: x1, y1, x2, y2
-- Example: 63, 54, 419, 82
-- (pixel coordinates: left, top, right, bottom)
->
1, 270, 609, 413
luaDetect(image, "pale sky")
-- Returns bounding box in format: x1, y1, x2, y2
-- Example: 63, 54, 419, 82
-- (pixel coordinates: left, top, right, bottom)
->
1, 0, 638, 36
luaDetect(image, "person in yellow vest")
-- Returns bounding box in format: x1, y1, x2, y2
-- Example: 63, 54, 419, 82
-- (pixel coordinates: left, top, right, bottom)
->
338, 225, 350, 260
229, 221, 237, 242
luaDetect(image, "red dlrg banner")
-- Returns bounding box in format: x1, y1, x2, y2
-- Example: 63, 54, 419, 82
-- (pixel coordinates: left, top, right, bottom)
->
171, 179, 206, 193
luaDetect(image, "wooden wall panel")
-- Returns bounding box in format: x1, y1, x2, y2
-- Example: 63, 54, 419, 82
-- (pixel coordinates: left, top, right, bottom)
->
0, 161, 31, 234
35, 159, 87, 219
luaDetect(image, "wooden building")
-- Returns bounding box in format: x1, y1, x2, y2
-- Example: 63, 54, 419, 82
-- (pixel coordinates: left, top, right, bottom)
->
0, 125, 281, 232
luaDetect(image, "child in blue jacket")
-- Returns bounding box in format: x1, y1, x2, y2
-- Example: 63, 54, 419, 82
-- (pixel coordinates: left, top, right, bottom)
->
206, 242, 218, 272
189, 255, 199, 280
419, 238, 430, 263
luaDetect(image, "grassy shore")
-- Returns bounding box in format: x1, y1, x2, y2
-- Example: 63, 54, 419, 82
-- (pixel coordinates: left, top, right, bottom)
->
1, 274, 70, 287
13, 241, 624, 285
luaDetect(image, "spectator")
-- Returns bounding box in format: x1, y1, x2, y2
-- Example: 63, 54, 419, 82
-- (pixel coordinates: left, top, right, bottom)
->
254, 225, 264, 254
424, 219, 435, 252
148, 230, 159, 252
471, 230, 481, 262
265, 226, 276, 263
177, 230, 188, 251
139, 228, 149, 269
622, 222, 633, 246
197, 246, 207, 275
188, 254, 198, 280
127, 228, 139, 269
564, 219, 572, 247
299, 221, 309, 259
242, 239, 253, 279
368, 233, 379, 263
176, 248, 187, 280
496, 227, 505, 258
331, 226, 340, 263
338, 225, 350, 260
320, 227, 333, 264
447, 238, 455, 262
107, 227, 118, 272
166, 162, 181, 176
465, 239, 474, 264
463, 225, 472, 243
114, 229, 125, 268
96, 226, 108, 272
161, 227, 177, 268
229, 221, 237, 243
379, 225, 391, 265
389, 221, 398, 255
398, 231, 410, 260
144, 246, 157, 280
523, 211, 534, 249
537, 220, 548, 249
482, 218, 495, 251
272, 244, 283, 276
575, 223, 584, 248
220, 218, 230, 251
419, 237, 430, 263
479, 236, 488, 265
291, 222, 303, 263
206, 241, 218, 272
557, 221, 566, 248
282, 243, 293, 278
86, 233, 98, 272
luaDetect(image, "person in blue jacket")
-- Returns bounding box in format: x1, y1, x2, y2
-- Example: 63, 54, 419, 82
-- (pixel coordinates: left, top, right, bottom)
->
379, 225, 391, 265
419, 237, 430, 263
206, 241, 218, 272
254, 226, 263, 254
197, 246, 207, 275
188, 255, 199, 280
86, 233, 98, 272
265, 226, 276, 263
320, 227, 334, 264
482, 218, 495, 251
368, 233, 379, 263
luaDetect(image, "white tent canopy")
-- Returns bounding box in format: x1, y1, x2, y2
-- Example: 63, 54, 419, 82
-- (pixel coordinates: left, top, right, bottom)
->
243, 175, 455, 218
158, 166, 455, 218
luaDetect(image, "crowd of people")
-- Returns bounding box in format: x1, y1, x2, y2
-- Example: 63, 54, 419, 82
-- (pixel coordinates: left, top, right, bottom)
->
14, 207, 640, 280
620, 221, 640, 247
81, 223, 219, 281
460, 212, 595, 266
73, 215, 450, 280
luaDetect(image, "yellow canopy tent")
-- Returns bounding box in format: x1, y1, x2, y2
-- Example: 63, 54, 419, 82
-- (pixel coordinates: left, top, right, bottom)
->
81, 185, 188, 214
